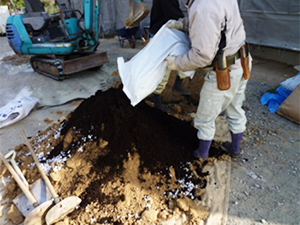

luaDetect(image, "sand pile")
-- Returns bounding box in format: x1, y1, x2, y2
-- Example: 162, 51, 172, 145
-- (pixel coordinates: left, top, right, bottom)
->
1, 85, 227, 225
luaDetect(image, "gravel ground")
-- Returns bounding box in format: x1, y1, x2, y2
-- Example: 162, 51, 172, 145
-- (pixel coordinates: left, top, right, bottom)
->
227, 57, 300, 225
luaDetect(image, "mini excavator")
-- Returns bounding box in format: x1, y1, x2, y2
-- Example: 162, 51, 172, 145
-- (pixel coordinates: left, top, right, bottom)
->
6, 0, 149, 80
6, 0, 110, 80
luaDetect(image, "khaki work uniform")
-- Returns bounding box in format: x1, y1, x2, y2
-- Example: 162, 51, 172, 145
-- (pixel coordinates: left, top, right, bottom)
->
174, 0, 251, 140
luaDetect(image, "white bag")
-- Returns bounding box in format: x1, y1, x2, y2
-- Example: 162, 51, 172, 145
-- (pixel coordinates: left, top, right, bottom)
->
118, 25, 195, 106
280, 73, 300, 91
0, 90, 39, 129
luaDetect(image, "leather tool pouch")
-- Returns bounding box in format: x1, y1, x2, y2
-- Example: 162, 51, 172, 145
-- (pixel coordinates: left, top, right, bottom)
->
215, 61, 231, 91
240, 46, 251, 80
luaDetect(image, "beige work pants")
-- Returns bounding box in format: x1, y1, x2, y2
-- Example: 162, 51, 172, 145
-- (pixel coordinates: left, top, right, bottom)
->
194, 67, 248, 140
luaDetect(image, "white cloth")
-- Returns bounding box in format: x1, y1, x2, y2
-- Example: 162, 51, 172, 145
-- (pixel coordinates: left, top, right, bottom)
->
117, 25, 195, 106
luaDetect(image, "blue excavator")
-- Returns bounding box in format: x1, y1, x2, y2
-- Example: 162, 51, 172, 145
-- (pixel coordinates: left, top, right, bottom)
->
5, 0, 149, 80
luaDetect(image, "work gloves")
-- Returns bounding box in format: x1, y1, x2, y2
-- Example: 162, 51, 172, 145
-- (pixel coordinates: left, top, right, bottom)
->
165, 56, 177, 70
166, 19, 184, 30
165, 18, 187, 70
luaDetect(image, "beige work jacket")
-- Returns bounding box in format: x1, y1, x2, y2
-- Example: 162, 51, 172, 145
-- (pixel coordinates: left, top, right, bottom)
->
175, 0, 246, 71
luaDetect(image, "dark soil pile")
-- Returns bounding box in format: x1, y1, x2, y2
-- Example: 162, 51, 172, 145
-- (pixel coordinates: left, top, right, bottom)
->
48, 86, 211, 224
4, 84, 226, 224
56, 86, 200, 176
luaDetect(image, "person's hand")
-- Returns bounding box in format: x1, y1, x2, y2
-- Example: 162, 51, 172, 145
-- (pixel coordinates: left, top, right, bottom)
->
166, 19, 183, 30
165, 56, 177, 70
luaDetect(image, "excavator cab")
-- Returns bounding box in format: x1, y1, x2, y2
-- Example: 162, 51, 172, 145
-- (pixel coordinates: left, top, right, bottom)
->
21, 0, 64, 43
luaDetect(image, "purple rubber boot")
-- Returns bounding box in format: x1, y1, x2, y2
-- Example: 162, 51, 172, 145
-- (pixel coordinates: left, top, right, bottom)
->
223, 132, 244, 158
193, 140, 212, 160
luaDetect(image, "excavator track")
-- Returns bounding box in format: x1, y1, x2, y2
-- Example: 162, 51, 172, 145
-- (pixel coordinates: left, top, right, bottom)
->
30, 51, 109, 80
31, 56, 65, 80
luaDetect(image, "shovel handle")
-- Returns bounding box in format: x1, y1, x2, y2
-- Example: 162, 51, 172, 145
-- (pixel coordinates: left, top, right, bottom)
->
21, 130, 60, 203
6, 150, 29, 188
0, 152, 38, 207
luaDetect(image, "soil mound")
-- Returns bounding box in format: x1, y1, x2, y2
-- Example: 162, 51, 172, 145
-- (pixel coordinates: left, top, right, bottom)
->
57, 86, 199, 176
3, 86, 217, 224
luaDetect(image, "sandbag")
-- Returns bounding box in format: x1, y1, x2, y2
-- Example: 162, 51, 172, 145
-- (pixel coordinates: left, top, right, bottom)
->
117, 25, 195, 106
0, 89, 39, 129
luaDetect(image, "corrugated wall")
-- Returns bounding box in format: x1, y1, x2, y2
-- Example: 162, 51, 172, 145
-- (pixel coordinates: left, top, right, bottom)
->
238, 0, 300, 51
72, 0, 300, 51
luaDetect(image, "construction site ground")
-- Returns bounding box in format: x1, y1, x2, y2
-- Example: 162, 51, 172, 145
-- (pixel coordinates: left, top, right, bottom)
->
0, 36, 299, 225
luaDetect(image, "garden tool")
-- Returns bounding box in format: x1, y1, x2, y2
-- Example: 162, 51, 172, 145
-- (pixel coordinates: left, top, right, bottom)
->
4, 150, 29, 188
4, 150, 52, 218
0, 152, 53, 225
21, 130, 82, 225
125, 0, 150, 28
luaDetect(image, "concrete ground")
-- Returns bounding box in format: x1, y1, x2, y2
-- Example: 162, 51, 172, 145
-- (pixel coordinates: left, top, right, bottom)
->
0, 35, 299, 225
0, 36, 139, 153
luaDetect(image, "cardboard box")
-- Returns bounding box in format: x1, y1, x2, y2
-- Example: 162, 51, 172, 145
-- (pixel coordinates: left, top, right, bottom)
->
278, 85, 300, 124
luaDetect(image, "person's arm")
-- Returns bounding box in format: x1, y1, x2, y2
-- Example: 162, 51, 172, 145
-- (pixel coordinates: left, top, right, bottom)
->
174, 3, 225, 71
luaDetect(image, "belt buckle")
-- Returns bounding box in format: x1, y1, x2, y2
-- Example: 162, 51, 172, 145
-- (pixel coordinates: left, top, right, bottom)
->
232, 56, 236, 65
228, 54, 236, 66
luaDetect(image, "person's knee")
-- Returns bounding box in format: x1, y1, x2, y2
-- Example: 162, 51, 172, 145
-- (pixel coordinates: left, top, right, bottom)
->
227, 115, 247, 134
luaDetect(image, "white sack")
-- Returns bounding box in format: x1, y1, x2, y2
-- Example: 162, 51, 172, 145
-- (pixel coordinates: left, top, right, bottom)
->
0, 89, 39, 129
117, 25, 195, 106
280, 73, 300, 92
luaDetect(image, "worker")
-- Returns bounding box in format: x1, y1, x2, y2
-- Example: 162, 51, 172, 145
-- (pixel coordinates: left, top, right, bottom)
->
150, 0, 191, 113
165, 0, 252, 159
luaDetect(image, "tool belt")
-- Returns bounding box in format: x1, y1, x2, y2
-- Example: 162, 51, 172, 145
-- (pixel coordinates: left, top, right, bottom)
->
215, 45, 251, 91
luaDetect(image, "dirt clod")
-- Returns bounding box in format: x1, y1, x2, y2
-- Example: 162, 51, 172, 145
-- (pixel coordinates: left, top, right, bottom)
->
7, 204, 23, 225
